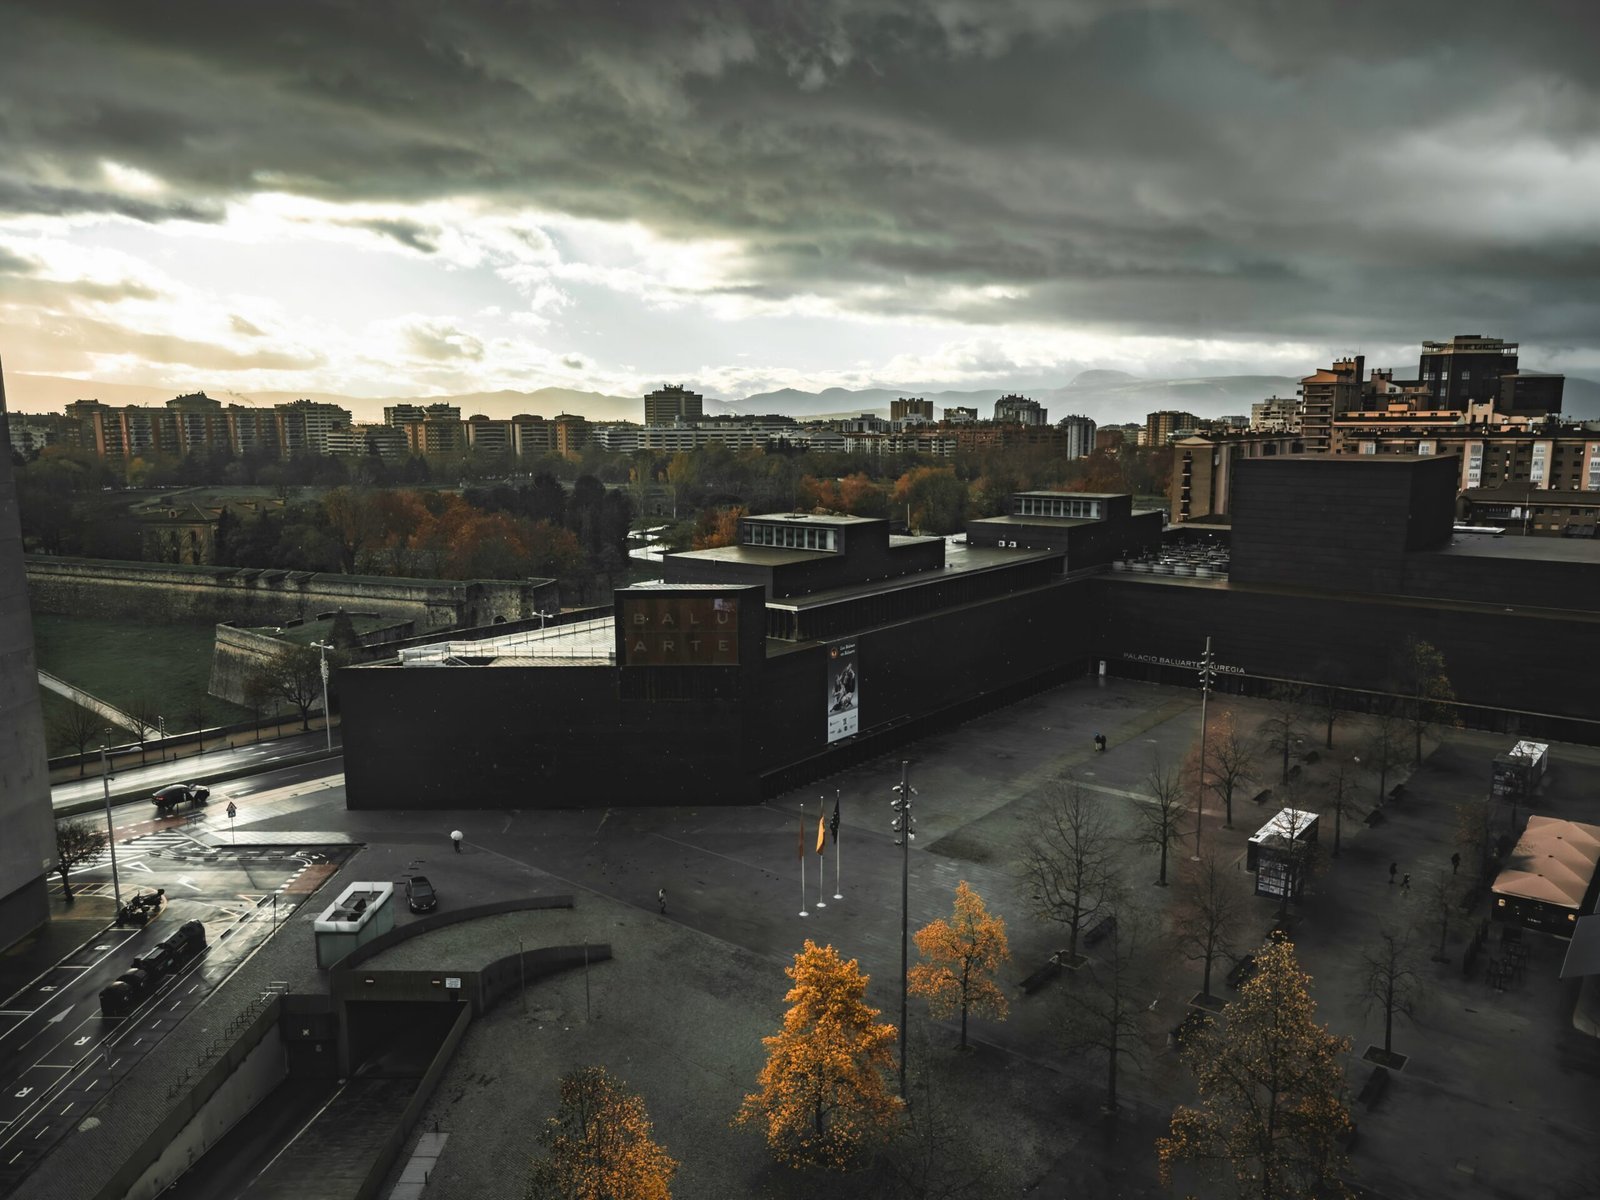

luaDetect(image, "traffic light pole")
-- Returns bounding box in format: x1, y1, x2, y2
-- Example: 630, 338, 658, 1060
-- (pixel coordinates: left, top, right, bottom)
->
100, 744, 122, 915
1193, 636, 1215, 861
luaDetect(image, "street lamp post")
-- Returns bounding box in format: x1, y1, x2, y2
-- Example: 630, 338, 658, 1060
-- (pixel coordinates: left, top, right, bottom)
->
1193, 636, 1215, 861
312, 641, 333, 753
99, 743, 122, 916
890, 761, 916, 1103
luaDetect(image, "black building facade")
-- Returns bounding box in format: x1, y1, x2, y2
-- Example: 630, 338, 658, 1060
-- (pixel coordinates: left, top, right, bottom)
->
341, 464, 1600, 810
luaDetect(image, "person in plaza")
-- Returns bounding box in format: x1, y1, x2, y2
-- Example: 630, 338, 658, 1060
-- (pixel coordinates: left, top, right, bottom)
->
1400, 873, 1411, 894
1451, 851, 1461, 875
1389, 861, 1398, 885
657, 887, 667, 914
450, 830, 463, 853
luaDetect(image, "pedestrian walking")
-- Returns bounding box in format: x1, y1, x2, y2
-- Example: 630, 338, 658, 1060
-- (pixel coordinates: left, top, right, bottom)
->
1451, 852, 1461, 875
1400, 873, 1411, 895
1389, 862, 1397, 886
450, 830, 463, 853
657, 887, 667, 914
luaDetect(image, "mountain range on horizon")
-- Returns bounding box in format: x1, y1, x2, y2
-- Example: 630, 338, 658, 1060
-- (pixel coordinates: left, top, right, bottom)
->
9, 369, 1600, 428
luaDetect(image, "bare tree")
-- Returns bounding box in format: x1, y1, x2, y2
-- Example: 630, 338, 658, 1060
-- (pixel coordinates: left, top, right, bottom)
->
187, 691, 209, 756
49, 704, 106, 776
1021, 778, 1118, 965
1310, 669, 1342, 751
1363, 703, 1408, 807
260, 644, 324, 731
1207, 712, 1257, 830
1456, 793, 1501, 882
55, 819, 108, 902
1262, 788, 1320, 927
1324, 760, 1363, 858
242, 667, 277, 742
126, 695, 161, 764
882, 1029, 1009, 1200
1134, 755, 1188, 887
1057, 907, 1161, 1113
1173, 853, 1243, 1004
1259, 684, 1306, 785
1398, 636, 1458, 766
1357, 928, 1424, 1064
1424, 871, 1458, 963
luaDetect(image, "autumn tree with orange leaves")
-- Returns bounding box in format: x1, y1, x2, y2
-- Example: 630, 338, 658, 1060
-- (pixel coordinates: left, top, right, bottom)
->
908, 881, 1012, 1049
692, 505, 746, 549
1158, 937, 1352, 1200
525, 1066, 676, 1200
736, 940, 901, 1170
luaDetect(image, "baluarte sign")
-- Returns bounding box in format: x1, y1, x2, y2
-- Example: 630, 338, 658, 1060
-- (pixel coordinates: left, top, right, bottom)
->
621, 596, 739, 666
1124, 652, 1245, 675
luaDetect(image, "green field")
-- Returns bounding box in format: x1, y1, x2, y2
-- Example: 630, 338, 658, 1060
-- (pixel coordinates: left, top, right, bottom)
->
31, 615, 249, 755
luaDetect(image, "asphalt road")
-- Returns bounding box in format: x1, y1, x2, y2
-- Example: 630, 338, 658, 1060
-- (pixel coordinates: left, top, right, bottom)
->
0, 791, 353, 1194
50, 732, 336, 813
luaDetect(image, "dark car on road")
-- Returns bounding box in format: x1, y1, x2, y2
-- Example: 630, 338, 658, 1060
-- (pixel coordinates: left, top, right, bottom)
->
151, 783, 210, 815
405, 875, 438, 913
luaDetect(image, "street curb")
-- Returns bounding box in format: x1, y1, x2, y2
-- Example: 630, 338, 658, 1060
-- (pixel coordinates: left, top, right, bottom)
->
52, 748, 344, 821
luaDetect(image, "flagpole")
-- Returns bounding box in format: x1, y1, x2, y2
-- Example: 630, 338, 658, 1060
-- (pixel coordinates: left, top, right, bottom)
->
816, 798, 827, 908
799, 803, 809, 918
833, 789, 843, 900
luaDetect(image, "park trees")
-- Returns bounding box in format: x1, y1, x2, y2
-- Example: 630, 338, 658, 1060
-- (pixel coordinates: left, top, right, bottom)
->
736, 940, 900, 1170
1362, 703, 1408, 807
1134, 756, 1188, 887
1020, 778, 1117, 964
49, 703, 106, 774
55, 819, 108, 902
525, 1066, 677, 1200
1172, 853, 1243, 1004
1057, 909, 1159, 1113
1260, 684, 1307, 785
1357, 929, 1423, 1065
1206, 712, 1257, 830
254, 645, 324, 731
891, 466, 967, 534
1158, 937, 1352, 1200
1324, 759, 1362, 858
1398, 637, 1458, 766
908, 881, 1011, 1050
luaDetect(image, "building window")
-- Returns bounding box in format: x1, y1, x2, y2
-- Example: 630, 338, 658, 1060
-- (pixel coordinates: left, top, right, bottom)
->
1016, 496, 1102, 519
1417, 441, 1434, 455
745, 524, 836, 551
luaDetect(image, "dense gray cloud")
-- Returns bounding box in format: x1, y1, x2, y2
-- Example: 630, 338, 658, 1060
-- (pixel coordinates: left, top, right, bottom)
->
4, 1, 1599, 364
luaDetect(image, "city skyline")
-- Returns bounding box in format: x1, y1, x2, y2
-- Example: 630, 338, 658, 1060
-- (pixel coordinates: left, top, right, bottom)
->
4, 3, 1600, 402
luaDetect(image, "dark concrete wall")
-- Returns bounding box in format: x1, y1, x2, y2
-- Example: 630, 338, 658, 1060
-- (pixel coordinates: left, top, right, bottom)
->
26, 557, 557, 629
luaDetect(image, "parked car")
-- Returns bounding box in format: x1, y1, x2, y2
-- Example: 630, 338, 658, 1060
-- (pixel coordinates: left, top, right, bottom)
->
405, 875, 438, 913
151, 783, 209, 816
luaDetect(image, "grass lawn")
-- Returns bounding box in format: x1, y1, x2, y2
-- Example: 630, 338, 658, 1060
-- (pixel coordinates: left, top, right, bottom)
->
31, 614, 249, 754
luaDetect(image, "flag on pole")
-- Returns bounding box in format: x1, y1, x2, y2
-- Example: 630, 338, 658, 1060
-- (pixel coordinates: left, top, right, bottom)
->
830, 797, 841, 842
816, 811, 827, 855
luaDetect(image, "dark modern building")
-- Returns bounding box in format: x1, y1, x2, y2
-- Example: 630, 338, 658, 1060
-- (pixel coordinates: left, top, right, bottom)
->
340, 457, 1600, 811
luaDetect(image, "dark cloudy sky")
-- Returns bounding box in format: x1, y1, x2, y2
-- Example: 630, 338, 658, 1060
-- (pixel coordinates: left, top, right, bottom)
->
3, 0, 1598, 401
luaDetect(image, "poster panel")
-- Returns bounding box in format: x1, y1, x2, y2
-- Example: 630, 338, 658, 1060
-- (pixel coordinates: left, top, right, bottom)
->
826, 641, 859, 743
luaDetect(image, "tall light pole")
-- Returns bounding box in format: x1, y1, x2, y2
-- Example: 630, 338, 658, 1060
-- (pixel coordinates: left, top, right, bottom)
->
99, 742, 122, 916
1193, 636, 1215, 860
312, 641, 333, 752
890, 761, 916, 1102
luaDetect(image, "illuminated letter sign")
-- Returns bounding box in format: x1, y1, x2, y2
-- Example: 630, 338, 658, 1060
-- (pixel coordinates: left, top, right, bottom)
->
621, 597, 739, 666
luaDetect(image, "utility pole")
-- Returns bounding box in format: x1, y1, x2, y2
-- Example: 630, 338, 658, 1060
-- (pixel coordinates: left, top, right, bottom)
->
1193, 636, 1215, 860
99, 743, 122, 915
890, 761, 916, 1102
312, 641, 333, 753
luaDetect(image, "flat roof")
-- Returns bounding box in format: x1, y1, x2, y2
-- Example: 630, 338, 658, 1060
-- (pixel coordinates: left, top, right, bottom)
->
768, 543, 1060, 611
665, 545, 828, 566
1014, 491, 1126, 499
744, 512, 882, 526
969, 514, 1097, 528
1431, 534, 1600, 565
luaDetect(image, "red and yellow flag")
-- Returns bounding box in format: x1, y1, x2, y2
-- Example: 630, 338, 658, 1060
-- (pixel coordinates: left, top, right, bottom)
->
816, 812, 827, 855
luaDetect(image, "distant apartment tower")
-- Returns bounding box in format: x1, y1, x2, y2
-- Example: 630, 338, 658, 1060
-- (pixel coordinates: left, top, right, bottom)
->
1418, 334, 1562, 417
644, 385, 704, 426
553, 413, 590, 458
276, 399, 353, 457
944, 406, 978, 423
1297, 356, 1363, 455
1144, 410, 1200, 446
1059, 414, 1097, 459
1250, 396, 1302, 433
890, 397, 934, 422
995, 394, 1047, 425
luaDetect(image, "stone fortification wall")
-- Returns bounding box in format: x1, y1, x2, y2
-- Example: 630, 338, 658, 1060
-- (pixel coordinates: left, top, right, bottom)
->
25, 557, 558, 630
209, 620, 414, 706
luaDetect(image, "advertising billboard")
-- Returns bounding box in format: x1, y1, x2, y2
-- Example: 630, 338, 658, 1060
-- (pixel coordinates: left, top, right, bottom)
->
621, 596, 739, 666
826, 641, 859, 742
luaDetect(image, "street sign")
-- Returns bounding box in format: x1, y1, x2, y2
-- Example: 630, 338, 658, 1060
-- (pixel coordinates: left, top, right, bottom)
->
226, 801, 237, 819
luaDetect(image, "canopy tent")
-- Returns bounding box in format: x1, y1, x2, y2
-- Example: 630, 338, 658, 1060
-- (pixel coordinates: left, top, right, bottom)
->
1491, 816, 1600, 912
